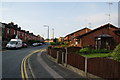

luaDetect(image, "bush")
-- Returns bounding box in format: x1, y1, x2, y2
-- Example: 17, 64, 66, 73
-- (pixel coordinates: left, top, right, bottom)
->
64, 41, 69, 45
112, 44, 120, 62
79, 48, 110, 55
79, 47, 91, 54
50, 42, 56, 45
61, 45, 66, 48
48, 46, 52, 49
91, 49, 110, 53
107, 53, 112, 57
56, 42, 63, 45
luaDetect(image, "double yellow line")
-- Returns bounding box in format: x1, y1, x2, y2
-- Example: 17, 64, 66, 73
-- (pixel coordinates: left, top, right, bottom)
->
21, 49, 45, 80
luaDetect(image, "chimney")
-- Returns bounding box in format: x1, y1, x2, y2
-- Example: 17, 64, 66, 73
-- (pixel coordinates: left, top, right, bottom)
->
85, 27, 88, 33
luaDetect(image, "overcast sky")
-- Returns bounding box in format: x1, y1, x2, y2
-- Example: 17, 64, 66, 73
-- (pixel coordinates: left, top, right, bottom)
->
0, 1, 119, 39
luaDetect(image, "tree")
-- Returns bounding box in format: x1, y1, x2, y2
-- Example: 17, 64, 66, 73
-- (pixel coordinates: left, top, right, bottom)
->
53, 38, 58, 42
112, 44, 120, 62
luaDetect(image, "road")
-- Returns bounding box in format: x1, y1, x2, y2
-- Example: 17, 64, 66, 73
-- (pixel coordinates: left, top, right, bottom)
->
2, 45, 47, 78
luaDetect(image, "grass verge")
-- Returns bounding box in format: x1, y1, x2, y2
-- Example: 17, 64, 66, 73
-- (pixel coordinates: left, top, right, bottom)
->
80, 53, 110, 58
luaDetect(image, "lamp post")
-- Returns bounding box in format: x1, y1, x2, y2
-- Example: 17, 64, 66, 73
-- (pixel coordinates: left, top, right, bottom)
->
44, 25, 49, 43
52, 28, 54, 39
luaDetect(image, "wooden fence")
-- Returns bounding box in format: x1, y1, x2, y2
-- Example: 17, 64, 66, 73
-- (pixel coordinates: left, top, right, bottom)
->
87, 58, 120, 79
48, 48, 57, 59
67, 53, 85, 71
47, 47, 120, 79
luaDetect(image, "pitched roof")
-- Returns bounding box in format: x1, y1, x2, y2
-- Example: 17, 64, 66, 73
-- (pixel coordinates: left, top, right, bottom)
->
76, 23, 118, 39
65, 27, 91, 37
113, 28, 120, 33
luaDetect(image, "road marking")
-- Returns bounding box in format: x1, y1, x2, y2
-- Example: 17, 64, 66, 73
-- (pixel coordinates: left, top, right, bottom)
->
28, 57, 36, 78
23, 56, 28, 79
21, 49, 45, 80
21, 58, 25, 80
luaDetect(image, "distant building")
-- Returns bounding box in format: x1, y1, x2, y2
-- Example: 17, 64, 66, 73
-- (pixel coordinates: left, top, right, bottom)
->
58, 37, 64, 42
44, 39, 53, 43
1, 22, 44, 42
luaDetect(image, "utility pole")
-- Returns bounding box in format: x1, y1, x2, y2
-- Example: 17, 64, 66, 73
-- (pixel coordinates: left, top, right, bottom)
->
44, 25, 49, 43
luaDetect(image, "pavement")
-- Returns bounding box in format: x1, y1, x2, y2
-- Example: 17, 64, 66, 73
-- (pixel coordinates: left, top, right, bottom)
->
27, 49, 88, 80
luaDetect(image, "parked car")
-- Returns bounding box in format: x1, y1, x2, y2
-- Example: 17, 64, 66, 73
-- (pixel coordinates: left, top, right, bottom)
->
22, 43, 28, 48
32, 43, 38, 46
32, 43, 43, 46
38, 43, 42, 46
6, 39, 22, 49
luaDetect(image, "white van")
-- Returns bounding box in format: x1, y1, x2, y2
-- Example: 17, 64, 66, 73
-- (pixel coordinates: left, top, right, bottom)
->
6, 39, 22, 49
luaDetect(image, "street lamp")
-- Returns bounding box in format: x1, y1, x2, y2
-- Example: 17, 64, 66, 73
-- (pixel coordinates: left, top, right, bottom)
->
44, 25, 49, 43
52, 28, 54, 39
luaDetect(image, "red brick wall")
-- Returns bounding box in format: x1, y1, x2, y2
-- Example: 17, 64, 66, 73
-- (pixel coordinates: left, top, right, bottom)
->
70, 28, 91, 45
64, 28, 91, 42
17, 30, 26, 42
4, 28, 8, 38
10, 28, 14, 38
80, 26, 120, 49
74, 28, 91, 37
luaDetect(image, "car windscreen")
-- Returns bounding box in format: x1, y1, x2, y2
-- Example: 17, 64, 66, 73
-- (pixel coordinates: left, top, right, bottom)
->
9, 41, 17, 44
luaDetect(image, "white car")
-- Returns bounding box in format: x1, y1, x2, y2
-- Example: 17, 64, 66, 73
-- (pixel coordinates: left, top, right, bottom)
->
39, 43, 43, 45
6, 39, 22, 49
32, 43, 38, 46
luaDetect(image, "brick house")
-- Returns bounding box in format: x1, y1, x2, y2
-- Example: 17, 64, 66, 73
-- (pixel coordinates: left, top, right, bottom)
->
2, 23, 11, 40
17, 27, 21, 39
64, 28, 91, 46
75, 23, 120, 50
114, 28, 120, 36
19, 30, 26, 42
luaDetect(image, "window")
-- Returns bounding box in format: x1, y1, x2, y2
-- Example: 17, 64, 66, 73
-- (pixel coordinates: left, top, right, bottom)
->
14, 30, 16, 35
22, 33, 24, 36
7, 28, 10, 34
17, 31, 19, 36
25, 36, 26, 40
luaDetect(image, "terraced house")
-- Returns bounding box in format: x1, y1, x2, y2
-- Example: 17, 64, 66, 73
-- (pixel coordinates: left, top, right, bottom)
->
64, 23, 120, 50
2, 22, 44, 42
